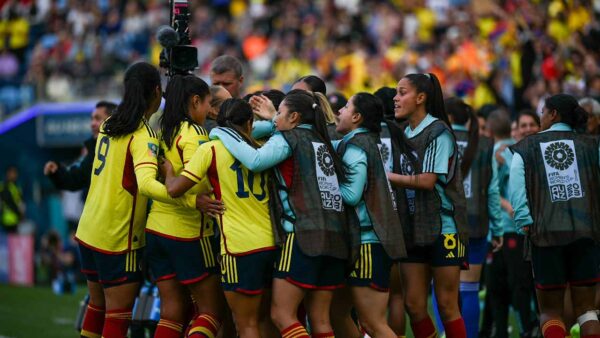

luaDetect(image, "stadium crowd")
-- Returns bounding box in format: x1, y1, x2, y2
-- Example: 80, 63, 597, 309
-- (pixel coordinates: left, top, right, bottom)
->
0, 0, 599, 117
0, 1, 599, 338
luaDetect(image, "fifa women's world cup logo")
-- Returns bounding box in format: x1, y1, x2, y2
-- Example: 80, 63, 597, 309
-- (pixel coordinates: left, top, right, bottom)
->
544, 141, 575, 170
540, 140, 582, 202
317, 144, 335, 176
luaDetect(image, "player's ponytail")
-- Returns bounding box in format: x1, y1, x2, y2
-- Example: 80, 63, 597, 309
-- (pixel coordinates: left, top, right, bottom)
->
546, 93, 589, 133
104, 62, 161, 137
217, 98, 258, 147
284, 89, 346, 181
445, 97, 479, 177
161, 75, 210, 149
353, 92, 383, 133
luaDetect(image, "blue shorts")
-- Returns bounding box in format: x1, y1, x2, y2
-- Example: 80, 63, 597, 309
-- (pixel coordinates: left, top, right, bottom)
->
273, 233, 346, 290
78, 243, 142, 287
220, 249, 276, 295
467, 237, 489, 265
347, 243, 393, 291
401, 234, 468, 269
146, 232, 219, 285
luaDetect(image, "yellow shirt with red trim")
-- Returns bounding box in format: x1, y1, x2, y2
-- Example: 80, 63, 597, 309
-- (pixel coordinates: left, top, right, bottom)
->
76, 120, 196, 253
182, 140, 275, 255
147, 121, 215, 239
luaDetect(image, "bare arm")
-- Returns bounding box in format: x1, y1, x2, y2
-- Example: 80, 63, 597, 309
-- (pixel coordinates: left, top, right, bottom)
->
387, 172, 437, 191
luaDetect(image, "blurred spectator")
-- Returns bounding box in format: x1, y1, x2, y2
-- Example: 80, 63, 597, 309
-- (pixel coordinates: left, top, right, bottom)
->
39, 229, 78, 294
0, 165, 25, 233
579, 97, 600, 135
0, 0, 599, 119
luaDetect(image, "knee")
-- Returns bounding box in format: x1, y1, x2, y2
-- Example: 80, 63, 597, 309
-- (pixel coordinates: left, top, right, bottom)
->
270, 304, 292, 328
435, 293, 460, 320
404, 296, 428, 319
160, 300, 186, 322
358, 316, 385, 336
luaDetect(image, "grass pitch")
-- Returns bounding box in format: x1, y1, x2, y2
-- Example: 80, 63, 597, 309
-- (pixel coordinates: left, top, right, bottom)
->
0, 284, 87, 338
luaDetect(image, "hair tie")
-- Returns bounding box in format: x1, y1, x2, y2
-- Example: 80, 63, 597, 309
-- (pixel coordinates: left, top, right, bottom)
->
423, 73, 431, 79
312, 103, 318, 109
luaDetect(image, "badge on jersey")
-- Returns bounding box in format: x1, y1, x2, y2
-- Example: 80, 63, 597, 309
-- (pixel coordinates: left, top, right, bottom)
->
148, 143, 159, 158
400, 151, 418, 214
380, 137, 393, 173
312, 142, 343, 212
540, 140, 583, 202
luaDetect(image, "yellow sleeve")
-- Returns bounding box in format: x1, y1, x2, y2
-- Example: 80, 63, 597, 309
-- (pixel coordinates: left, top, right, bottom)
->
181, 143, 212, 184
182, 129, 209, 165
131, 132, 196, 209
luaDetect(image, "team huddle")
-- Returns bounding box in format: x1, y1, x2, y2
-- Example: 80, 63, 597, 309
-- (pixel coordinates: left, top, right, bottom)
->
73, 57, 600, 338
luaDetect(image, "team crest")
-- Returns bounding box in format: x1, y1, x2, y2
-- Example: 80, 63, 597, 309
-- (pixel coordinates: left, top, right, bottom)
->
148, 143, 158, 157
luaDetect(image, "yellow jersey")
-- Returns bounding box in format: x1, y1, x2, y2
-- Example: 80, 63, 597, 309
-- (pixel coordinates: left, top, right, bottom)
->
146, 121, 215, 239
76, 120, 163, 253
182, 140, 275, 255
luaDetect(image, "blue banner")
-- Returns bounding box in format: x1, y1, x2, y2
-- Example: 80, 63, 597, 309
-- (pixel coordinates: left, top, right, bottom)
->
36, 113, 92, 147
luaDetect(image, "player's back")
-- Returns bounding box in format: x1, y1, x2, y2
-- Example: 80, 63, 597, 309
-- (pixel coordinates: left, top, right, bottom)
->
147, 121, 213, 239
76, 120, 159, 253
183, 140, 275, 255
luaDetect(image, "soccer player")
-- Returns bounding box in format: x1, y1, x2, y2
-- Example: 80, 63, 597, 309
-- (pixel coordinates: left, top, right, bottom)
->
374, 85, 407, 337
486, 109, 535, 338
509, 94, 600, 338
209, 90, 350, 338
292, 75, 327, 95
446, 97, 503, 338
164, 99, 276, 338
144, 74, 226, 338
75, 62, 199, 338
205, 85, 232, 133
387, 73, 468, 338
334, 92, 407, 337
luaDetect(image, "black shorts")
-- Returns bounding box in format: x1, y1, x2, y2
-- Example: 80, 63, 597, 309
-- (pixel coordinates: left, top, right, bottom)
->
531, 238, 600, 290
401, 233, 468, 269
146, 232, 219, 285
78, 243, 142, 287
274, 233, 346, 290
347, 243, 393, 291
220, 249, 276, 295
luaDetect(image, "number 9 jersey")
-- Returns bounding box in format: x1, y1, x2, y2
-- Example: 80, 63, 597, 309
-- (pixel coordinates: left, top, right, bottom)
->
76, 120, 160, 253
182, 140, 275, 255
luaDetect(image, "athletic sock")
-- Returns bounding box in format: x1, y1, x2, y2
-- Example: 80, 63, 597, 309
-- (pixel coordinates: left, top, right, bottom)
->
411, 316, 437, 338
313, 331, 335, 338
542, 319, 567, 338
187, 313, 220, 338
102, 308, 132, 338
460, 282, 480, 338
154, 319, 183, 338
280, 322, 310, 338
444, 317, 467, 338
81, 303, 105, 338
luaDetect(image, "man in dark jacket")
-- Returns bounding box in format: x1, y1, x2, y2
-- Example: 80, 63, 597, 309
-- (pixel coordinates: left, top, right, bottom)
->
43, 101, 116, 191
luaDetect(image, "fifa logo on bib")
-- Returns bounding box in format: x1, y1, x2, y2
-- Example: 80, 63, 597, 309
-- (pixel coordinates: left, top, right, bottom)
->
540, 140, 583, 202
312, 142, 343, 211
380, 138, 393, 173
456, 141, 472, 198
400, 152, 417, 214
